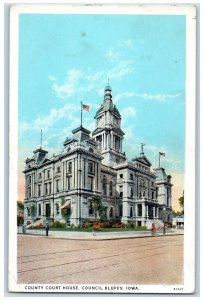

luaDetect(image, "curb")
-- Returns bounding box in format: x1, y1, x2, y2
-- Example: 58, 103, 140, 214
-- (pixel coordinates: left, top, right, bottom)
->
18, 232, 184, 241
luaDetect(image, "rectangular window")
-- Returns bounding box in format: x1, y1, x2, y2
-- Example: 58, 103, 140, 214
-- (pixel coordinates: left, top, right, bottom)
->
38, 185, 41, 197
28, 187, 31, 198
38, 173, 42, 179
119, 174, 123, 179
57, 166, 60, 173
45, 183, 48, 195
88, 176, 93, 191
152, 191, 154, 199
119, 185, 123, 198
109, 181, 113, 197
88, 162, 94, 174
130, 174, 133, 180
130, 187, 133, 198
138, 204, 142, 217
49, 182, 52, 194
119, 205, 123, 217
130, 206, 133, 217
38, 203, 41, 216
47, 170, 50, 179
68, 161, 72, 173
56, 180, 59, 193
28, 175, 31, 184
67, 176, 72, 190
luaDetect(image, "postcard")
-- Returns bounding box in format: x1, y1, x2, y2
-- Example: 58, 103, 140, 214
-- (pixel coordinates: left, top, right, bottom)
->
9, 3, 196, 294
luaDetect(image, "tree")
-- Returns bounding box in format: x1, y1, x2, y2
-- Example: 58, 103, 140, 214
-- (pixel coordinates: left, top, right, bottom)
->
17, 201, 24, 209
92, 196, 106, 222
178, 192, 184, 213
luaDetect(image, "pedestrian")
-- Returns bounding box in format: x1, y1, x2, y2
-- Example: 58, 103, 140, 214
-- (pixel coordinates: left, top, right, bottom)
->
45, 221, 49, 236
151, 223, 156, 236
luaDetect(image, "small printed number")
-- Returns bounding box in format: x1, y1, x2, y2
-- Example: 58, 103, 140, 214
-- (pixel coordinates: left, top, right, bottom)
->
173, 287, 183, 290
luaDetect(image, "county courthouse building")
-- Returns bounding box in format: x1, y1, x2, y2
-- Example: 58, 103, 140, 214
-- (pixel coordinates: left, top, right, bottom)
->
23, 83, 173, 228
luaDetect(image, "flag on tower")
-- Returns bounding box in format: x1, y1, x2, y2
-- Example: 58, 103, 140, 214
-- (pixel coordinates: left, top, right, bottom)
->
82, 104, 90, 112
159, 152, 166, 157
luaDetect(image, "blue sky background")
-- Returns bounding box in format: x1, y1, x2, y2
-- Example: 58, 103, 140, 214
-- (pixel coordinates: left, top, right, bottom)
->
18, 14, 186, 210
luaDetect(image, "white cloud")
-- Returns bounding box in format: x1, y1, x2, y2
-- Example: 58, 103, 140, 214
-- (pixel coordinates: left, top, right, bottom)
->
121, 107, 137, 119
105, 48, 121, 62
49, 60, 136, 100
50, 69, 83, 99
107, 60, 135, 80
118, 38, 135, 48
114, 91, 182, 103
19, 103, 80, 133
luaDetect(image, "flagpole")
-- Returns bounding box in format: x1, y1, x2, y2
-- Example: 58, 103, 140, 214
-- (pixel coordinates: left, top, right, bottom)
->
81, 101, 82, 127
40, 129, 42, 149
159, 152, 160, 168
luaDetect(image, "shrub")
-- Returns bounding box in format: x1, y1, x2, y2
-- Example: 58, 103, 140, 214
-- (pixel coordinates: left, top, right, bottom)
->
112, 222, 126, 228
100, 221, 112, 228
53, 221, 66, 228
93, 223, 101, 230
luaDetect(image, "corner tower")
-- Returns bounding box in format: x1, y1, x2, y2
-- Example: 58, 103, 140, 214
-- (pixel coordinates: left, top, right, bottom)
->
92, 83, 126, 165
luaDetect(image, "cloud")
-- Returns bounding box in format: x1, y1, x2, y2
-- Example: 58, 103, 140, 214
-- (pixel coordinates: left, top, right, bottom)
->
105, 48, 121, 62
114, 91, 183, 103
107, 60, 135, 80
49, 60, 135, 100
19, 103, 80, 133
118, 38, 135, 48
121, 107, 137, 119
50, 69, 83, 99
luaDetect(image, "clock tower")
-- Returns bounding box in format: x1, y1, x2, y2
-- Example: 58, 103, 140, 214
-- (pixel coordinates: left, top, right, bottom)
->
92, 83, 126, 165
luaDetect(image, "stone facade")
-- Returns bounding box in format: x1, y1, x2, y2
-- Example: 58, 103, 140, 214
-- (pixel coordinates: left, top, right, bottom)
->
23, 84, 172, 228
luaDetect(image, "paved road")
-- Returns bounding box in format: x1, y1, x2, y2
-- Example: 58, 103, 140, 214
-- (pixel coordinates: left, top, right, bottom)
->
17, 235, 183, 285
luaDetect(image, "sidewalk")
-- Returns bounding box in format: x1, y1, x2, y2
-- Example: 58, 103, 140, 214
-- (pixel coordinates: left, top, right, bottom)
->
19, 228, 184, 240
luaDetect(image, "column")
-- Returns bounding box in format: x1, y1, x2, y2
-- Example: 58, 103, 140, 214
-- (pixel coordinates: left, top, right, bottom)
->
153, 206, 155, 219
146, 205, 149, 219
142, 203, 146, 218
135, 204, 137, 218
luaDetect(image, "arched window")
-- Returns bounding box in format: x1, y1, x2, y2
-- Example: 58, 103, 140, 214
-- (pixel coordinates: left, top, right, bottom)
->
89, 201, 93, 214
89, 148, 94, 153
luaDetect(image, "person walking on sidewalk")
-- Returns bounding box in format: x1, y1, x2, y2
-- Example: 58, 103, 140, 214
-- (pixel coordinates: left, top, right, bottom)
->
151, 223, 156, 236
45, 221, 49, 236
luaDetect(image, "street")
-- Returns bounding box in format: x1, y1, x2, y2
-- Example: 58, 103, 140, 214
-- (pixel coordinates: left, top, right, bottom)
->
17, 234, 183, 285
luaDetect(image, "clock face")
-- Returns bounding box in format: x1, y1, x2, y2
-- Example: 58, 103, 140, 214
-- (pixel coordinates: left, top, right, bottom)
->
113, 118, 119, 127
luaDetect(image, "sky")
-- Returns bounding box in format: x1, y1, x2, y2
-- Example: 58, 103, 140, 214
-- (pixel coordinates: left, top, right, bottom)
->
18, 13, 186, 211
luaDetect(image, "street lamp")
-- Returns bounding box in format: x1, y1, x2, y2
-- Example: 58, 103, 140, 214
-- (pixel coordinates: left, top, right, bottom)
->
161, 207, 167, 235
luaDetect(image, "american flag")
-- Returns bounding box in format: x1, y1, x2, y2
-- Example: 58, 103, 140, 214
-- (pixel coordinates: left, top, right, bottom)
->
159, 152, 166, 157
82, 104, 90, 112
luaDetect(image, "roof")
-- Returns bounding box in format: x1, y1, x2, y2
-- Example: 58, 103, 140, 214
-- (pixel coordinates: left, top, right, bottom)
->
133, 155, 152, 167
